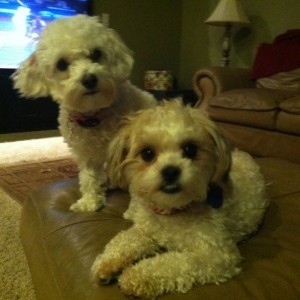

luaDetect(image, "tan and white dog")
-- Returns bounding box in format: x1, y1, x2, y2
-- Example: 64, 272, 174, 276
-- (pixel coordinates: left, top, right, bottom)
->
12, 15, 156, 211
91, 100, 269, 299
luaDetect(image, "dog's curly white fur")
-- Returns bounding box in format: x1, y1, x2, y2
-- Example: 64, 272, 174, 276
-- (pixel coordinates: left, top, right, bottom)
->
12, 15, 156, 211
91, 100, 269, 299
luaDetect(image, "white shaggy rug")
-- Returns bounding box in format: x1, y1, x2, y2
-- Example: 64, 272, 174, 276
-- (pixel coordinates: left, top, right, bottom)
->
0, 136, 71, 166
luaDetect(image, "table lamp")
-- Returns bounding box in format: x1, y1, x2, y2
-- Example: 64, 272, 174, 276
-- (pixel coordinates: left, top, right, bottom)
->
205, 0, 250, 67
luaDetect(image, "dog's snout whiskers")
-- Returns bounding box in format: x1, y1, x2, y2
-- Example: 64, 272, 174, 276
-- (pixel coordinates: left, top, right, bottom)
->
82, 74, 98, 90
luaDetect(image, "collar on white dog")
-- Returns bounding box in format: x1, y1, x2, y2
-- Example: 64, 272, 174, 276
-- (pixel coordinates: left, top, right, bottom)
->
69, 108, 110, 128
152, 184, 223, 216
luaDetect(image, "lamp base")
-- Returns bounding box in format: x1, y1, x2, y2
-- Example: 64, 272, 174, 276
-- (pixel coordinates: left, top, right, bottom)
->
221, 23, 232, 67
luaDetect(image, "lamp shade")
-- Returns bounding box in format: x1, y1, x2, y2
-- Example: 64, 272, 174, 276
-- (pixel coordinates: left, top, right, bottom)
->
205, 0, 250, 26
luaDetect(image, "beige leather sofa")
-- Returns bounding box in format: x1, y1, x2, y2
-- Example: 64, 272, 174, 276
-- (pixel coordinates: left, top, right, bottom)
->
193, 67, 300, 164
20, 67, 300, 299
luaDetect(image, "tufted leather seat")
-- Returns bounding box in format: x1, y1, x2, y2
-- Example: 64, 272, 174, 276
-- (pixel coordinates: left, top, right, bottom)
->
20, 156, 300, 299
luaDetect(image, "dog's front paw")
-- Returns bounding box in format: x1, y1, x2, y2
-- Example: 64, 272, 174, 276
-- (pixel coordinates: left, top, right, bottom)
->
118, 266, 159, 299
70, 194, 106, 212
91, 255, 121, 285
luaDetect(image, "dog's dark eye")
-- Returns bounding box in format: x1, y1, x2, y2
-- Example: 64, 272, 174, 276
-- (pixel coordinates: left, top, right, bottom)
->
182, 142, 198, 159
90, 49, 103, 62
56, 58, 69, 71
140, 147, 155, 162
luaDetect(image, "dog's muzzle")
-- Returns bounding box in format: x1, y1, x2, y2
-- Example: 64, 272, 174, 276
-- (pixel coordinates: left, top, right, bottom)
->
82, 74, 98, 93
160, 166, 182, 194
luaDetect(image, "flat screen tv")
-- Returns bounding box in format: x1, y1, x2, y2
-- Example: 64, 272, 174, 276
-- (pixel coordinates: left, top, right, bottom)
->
0, 0, 92, 134
0, 0, 92, 72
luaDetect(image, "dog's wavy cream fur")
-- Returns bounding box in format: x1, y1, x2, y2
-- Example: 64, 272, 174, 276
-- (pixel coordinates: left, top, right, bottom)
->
12, 15, 156, 211
91, 100, 269, 299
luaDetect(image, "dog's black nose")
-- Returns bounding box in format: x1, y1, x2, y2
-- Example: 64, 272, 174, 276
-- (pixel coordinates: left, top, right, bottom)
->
161, 166, 181, 183
82, 74, 98, 90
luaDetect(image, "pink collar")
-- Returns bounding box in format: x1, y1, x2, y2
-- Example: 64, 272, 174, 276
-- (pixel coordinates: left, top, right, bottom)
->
151, 206, 187, 216
151, 201, 207, 216
69, 108, 110, 128
151, 184, 224, 216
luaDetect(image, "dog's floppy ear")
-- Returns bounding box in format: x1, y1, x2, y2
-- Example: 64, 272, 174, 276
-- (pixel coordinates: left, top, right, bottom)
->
106, 29, 134, 82
106, 123, 132, 189
204, 121, 232, 185
11, 53, 50, 98
210, 126, 231, 184
189, 106, 231, 185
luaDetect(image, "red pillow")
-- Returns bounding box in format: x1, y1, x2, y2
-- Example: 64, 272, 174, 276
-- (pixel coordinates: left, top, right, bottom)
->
251, 43, 300, 80
274, 29, 300, 44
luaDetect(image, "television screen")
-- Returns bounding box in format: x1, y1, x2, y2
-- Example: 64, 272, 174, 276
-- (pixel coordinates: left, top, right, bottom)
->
0, 0, 90, 69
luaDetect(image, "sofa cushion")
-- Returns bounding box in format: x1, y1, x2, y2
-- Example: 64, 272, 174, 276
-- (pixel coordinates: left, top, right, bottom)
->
279, 96, 300, 114
210, 89, 291, 111
257, 157, 300, 198
276, 96, 300, 135
276, 111, 300, 136
20, 157, 300, 300
208, 106, 277, 130
256, 68, 300, 93
216, 122, 300, 164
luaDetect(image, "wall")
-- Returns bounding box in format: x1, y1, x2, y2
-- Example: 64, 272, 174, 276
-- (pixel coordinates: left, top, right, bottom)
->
92, 0, 182, 87
179, 0, 300, 88
92, 0, 300, 89
179, 0, 211, 89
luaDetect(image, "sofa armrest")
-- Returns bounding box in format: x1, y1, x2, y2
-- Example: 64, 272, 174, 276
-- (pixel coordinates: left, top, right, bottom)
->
193, 67, 255, 109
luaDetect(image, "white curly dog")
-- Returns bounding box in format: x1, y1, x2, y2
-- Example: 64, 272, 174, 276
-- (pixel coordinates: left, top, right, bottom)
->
91, 100, 269, 299
12, 15, 156, 212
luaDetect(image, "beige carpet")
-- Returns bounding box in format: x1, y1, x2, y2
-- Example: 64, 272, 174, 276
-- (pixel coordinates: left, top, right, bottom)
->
0, 136, 72, 300
0, 188, 35, 300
